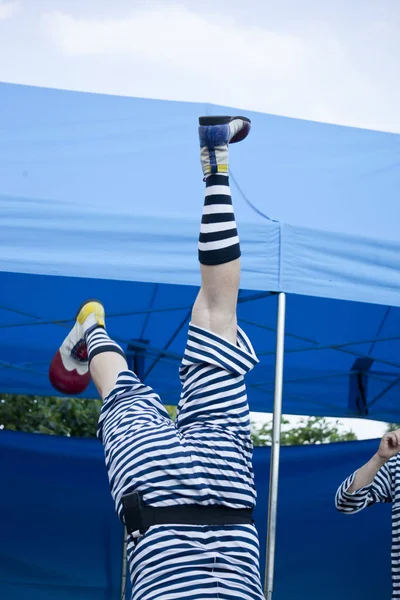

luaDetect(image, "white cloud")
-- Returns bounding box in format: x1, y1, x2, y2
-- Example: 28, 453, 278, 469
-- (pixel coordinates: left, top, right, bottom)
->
37, 5, 400, 132
0, 1, 19, 21
0, 4, 393, 132
41, 7, 305, 73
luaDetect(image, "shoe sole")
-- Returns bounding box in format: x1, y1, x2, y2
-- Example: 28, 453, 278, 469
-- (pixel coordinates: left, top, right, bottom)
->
199, 116, 251, 125
75, 299, 105, 327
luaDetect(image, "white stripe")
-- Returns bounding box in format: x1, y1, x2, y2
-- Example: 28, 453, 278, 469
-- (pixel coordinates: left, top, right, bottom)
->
181, 371, 241, 398
202, 204, 234, 215
200, 221, 236, 234
198, 235, 239, 252
205, 184, 231, 197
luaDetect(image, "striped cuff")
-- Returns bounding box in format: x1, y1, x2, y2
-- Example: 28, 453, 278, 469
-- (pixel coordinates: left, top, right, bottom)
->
85, 325, 126, 364
335, 472, 372, 513
181, 323, 259, 378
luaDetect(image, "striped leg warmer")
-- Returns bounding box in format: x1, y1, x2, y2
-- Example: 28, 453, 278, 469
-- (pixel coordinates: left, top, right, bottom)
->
84, 326, 126, 364
198, 174, 240, 266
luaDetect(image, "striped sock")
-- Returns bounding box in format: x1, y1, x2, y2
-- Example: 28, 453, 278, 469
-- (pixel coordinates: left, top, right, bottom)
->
84, 325, 126, 364
198, 174, 240, 265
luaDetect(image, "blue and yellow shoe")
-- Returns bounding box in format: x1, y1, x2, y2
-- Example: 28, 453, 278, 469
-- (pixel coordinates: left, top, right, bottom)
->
49, 300, 105, 395
198, 115, 251, 176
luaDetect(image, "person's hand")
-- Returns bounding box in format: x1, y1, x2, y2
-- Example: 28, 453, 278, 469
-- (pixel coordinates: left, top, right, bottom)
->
377, 430, 400, 460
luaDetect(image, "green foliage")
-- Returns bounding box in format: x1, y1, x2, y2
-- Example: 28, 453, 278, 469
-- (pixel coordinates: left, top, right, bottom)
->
387, 423, 400, 433
166, 405, 177, 421
250, 416, 357, 446
0, 394, 102, 437
0, 396, 357, 446
0, 394, 177, 437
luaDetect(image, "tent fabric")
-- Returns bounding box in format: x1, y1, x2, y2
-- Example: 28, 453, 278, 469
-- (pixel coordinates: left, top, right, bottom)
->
1, 82, 400, 422
2, 270, 400, 422
1, 83, 400, 305
0, 430, 123, 600
0, 430, 392, 600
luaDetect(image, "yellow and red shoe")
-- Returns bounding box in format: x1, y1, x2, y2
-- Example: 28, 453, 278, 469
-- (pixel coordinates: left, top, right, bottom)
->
49, 300, 105, 395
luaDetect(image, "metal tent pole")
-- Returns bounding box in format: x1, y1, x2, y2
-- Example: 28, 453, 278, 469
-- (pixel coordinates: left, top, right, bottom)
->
264, 292, 286, 600
120, 526, 128, 600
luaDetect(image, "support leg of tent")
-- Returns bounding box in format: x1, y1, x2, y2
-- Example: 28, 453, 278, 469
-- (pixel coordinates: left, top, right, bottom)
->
120, 526, 128, 600
264, 292, 286, 600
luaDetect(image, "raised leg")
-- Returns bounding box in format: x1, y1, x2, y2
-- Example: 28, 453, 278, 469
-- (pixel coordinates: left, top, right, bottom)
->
191, 116, 251, 345
176, 114, 259, 487
192, 260, 239, 345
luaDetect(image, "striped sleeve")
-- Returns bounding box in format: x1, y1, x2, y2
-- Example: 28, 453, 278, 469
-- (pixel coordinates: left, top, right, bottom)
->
180, 323, 259, 379
335, 461, 393, 514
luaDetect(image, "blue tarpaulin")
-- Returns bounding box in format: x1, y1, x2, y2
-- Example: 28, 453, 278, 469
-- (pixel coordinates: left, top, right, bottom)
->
1, 83, 400, 421
0, 430, 391, 600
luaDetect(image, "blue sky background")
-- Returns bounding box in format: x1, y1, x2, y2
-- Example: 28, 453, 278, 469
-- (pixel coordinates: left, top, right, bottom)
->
0, 0, 399, 132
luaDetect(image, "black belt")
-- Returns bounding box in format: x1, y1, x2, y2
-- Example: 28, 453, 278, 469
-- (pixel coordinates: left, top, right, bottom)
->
122, 491, 254, 534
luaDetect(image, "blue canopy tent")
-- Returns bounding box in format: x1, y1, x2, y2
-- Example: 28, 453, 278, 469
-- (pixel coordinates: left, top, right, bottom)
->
1, 82, 400, 597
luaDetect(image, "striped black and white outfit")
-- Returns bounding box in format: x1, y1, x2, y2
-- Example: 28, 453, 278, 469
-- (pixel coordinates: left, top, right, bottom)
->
336, 457, 399, 599
97, 323, 264, 600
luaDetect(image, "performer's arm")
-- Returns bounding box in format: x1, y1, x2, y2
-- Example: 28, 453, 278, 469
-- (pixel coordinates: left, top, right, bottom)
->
335, 430, 400, 513
347, 453, 388, 493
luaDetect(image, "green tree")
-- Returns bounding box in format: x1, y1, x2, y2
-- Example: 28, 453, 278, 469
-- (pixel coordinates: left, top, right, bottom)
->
1, 395, 357, 446
0, 394, 177, 437
0, 394, 102, 437
250, 416, 357, 446
387, 423, 400, 433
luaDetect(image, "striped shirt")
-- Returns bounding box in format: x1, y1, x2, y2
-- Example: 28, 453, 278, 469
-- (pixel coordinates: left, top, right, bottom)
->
98, 323, 264, 600
336, 456, 397, 599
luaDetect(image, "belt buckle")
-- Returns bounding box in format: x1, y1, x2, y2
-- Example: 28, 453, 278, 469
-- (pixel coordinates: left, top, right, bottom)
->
122, 491, 145, 534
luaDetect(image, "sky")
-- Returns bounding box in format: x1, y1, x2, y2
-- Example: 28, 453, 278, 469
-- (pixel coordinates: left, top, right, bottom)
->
0, 0, 399, 132
0, 0, 398, 441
